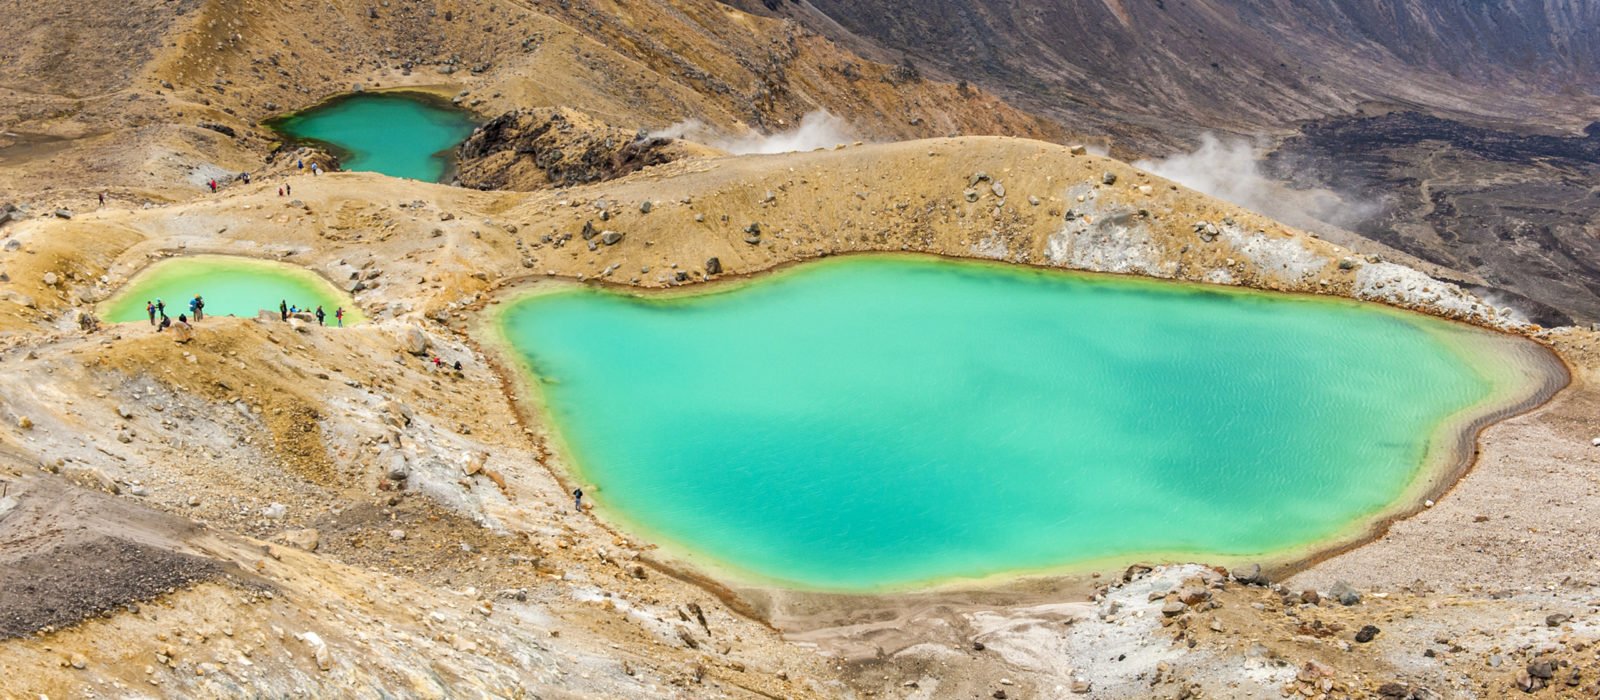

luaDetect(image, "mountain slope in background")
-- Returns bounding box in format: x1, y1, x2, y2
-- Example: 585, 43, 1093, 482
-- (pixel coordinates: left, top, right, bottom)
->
733, 0, 1600, 323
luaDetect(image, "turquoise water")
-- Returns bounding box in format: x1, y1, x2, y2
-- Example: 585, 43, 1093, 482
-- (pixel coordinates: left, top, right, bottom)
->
103, 256, 363, 324
498, 256, 1528, 591
269, 93, 477, 182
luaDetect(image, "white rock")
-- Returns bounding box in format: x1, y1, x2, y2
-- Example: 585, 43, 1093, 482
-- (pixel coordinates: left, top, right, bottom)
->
262, 502, 287, 519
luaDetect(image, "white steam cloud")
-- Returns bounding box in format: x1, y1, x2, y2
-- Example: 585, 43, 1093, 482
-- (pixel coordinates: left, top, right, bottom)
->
1133, 133, 1378, 232
649, 111, 856, 155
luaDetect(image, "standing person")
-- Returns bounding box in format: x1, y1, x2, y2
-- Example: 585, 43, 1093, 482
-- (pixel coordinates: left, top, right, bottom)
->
286, 183, 292, 196
188, 295, 199, 320
278, 186, 284, 197
279, 299, 288, 321
297, 158, 303, 170
573, 487, 584, 511
195, 295, 204, 321
315, 306, 325, 326
156, 299, 165, 318
207, 179, 217, 193
145, 301, 156, 325
98, 192, 105, 206
334, 307, 344, 327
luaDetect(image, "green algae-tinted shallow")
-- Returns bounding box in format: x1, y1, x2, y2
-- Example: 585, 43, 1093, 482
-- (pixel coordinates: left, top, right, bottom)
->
269, 93, 477, 182
103, 256, 362, 325
496, 256, 1553, 591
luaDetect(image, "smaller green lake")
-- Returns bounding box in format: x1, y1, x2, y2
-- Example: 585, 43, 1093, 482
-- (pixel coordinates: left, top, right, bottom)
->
103, 256, 362, 324
268, 93, 477, 182
495, 255, 1553, 592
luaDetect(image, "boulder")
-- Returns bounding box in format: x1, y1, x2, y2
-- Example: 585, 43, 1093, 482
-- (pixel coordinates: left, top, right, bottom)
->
402, 326, 429, 355
1068, 145, 1088, 156
171, 320, 194, 343
53, 209, 73, 219
1101, 171, 1118, 186
1160, 600, 1187, 617
639, 200, 653, 214
705, 257, 722, 275
600, 231, 623, 245
1354, 624, 1380, 643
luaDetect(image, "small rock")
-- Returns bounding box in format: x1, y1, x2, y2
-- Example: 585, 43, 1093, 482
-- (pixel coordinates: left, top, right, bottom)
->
69, 653, 87, 669
1329, 581, 1361, 606
117, 405, 134, 419
1161, 600, 1187, 617
1101, 171, 1118, 186
262, 502, 287, 519
1300, 590, 1320, 605
17, 416, 33, 430
1068, 144, 1088, 156
1354, 624, 1380, 643
1528, 658, 1555, 680
639, 201, 653, 214
1027, 195, 1040, 206
963, 188, 979, 203
1546, 613, 1571, 627
600, 231, 623, 246
42, 271, 59, 286
705, 257, 722, 275
1231, 563, 1265, 585
990, 181, 1006, 198
277, 529, 321, 551
54, 209, 73, 219
389, 529, 406, 541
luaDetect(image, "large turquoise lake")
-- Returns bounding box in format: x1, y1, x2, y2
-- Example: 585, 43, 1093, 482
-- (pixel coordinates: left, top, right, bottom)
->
268, 93, 477, 182
496, 256, 1549, 591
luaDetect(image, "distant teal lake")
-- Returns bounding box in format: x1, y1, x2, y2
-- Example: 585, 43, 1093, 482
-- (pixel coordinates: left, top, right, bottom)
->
495, 256, 1547, 591
269, 93, 477, 182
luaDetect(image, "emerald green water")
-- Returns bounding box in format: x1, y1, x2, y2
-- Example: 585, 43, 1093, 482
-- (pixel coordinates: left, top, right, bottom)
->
103, 256, 363, 324
269, 93, 477, 182
497, 256, 1539, 591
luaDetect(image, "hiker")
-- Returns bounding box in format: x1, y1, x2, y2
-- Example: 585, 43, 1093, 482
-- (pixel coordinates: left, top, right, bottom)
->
431, 356, 443, 368
195, 295, 204, 320
573, 487, 583, 511
98, 192, 105, 206
311, 163, 322, 176
334, 307, 344, 327
156, 299, 165, 318
207, 179, 217, 193
188, 295, 199, 320
315, 306, 325, 326
290, 304, 299, 315
241, 172, 251, 184
157, 313, 171, 331
278, 186, 284, 197
286, 183, 292, 196
453, 360, 462, 371
279, 299, 288, 321
145, 301, 156, 325
177, 313, 187, 324
297, 158, 303, 170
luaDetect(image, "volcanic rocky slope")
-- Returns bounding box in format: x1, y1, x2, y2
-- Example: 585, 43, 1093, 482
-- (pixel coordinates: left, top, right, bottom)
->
734, 0, 1600, 323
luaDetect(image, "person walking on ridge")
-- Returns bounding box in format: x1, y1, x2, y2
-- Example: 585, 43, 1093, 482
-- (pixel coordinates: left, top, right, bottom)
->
335, 307, 344, 327
573, 487, 583, 511
155, 299, 165, 318
315, 305, 326, 326
279, 299, 289, 321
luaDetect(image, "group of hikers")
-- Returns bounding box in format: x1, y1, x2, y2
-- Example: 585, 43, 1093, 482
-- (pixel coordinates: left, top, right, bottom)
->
144, 295, 346, 329
278, 299, 345, 327
143, 295, 206, 331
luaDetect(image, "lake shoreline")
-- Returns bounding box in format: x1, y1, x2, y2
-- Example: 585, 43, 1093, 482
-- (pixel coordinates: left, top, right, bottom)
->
472, 253, 1572, 628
